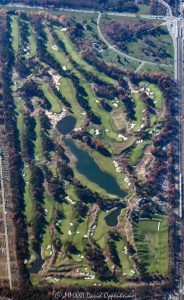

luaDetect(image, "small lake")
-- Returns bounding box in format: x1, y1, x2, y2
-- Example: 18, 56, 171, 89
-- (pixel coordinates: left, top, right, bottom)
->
105, 207, 122, 227
65, 139, 125, 198
30, 255, 45, 274
57, 115, 76, 135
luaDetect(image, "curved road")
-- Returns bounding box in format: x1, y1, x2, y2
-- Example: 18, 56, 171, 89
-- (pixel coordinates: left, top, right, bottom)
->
97, 13, 171, 70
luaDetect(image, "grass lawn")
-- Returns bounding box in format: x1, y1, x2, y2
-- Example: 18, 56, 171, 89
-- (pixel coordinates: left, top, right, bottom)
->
34, 116, 43, 162
24, 166, 34, 224
132, 92, 145, 131
116, 236, 135, 277
14, 97, 24, 147
138, 4, 150, 14
123, 25, 173, 65
139, 81, 165, 111
133, 215, 169, 274
141, 63, 173, 76
27, 21, 37, 57
71, 216, 88, 254
129, 141, 149, 165
57, 201, 75, 244
42, 193, 55, 258
42, 81, 62, 113
11, 16, 20, 55
56, 29, 116, 84
93, 210, 111, 250
59, 77, 83, 127
93, 209, 134, 275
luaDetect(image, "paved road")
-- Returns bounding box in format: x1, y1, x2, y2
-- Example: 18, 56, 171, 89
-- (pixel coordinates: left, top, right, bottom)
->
0, 155, 12, 289
0, 3, 166, 20
97, 12, 171, 69
167, 13, 184, 299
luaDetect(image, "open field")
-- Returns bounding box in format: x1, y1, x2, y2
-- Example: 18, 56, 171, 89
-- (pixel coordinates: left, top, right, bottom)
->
133, 215, 169, 274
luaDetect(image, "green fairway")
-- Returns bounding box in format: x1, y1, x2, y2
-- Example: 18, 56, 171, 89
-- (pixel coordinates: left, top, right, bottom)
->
60, 77, 83, 127
133, 215, 169, 274
132, 92, 145, 131
129, 141, 149, 165
11, 16, 20, 55
42, 81, 62, 113
27, 22, 37, 57
34, 116, 43, 162
56, 29, 116, 84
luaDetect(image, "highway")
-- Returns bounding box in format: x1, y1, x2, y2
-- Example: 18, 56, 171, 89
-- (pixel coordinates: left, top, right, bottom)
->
0, 3, 166, 20
167, 11, 184, 299
0, 155, 12, 289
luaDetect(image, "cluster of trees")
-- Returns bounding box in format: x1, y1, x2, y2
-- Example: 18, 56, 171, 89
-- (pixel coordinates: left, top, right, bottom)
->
0, 0, 139, 13
93, 82, 119, 99
85, 242, 113, 281
108, 239, 121, 268
48, 77, 71, 109
30, 15, 67, 77
70, 73, 101, 124
39, 111, 54, 159
74, 181, 122, 210
74, 200, 89, 222
149, 0, 167, 15
20, 79, 51, 110
71, 131, 111, 157
119, 94, 136, 120
14, 15, 31, 78
105, 19, 156, 51
0, 12, 30, 286
43, 165, 65, 203
22, 111, 36, 161
57, 160, 74, 181
30, 163, 45, 253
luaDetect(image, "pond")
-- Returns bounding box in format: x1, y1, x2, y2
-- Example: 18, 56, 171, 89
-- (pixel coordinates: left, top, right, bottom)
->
105, 207, 122, 227
30, 255, 45, 274
65, 139, 125, 198
57, 115, 76, 135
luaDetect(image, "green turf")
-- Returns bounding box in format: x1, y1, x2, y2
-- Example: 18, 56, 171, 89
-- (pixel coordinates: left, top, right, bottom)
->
132, 92, 145, 131
11, 16, 20, 55
34, 116, 43, 162
56, 29, 116, 84
129, 141, 149, 165
14, 97, 24, 147
42, 193, 54, 258
24, 166, 35, 224
133, 215, 169, 274
42, 81, 62, 113
27, 21, 37, 56
116, 236, 135, 277
60, 77, 83, 127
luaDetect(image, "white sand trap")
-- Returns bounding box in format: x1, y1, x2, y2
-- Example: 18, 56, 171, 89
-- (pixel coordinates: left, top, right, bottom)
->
51, 45, 58, 51
158, 221, 160, 231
